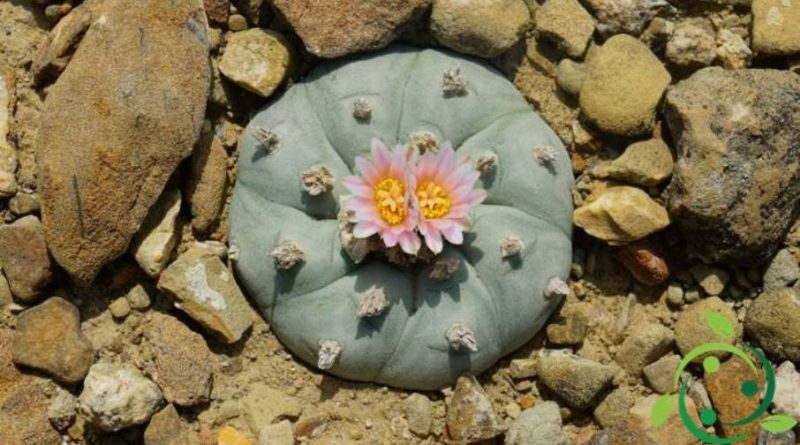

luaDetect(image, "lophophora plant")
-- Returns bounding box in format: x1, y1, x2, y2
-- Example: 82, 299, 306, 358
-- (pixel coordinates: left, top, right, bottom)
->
229, 46, 574, 390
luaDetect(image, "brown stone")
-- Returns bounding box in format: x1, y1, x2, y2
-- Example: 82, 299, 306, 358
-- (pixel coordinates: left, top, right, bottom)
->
0, 215, 53, 302
12, 297, 94, 383
31, 1, 95, 84
145, 404, 201, 445
204, 0, 230, 25
607, 395, 701, 445
37, 0, 211, 285
186, 130, 229, 234
144, 312, 215, 406
272, 0, 430, 58
0, 329, 61, 445
446, 376, 501, 443
706, 357, 765, 445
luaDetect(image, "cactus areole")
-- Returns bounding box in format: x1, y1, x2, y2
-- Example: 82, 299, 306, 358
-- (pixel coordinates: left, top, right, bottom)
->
229, 46, 574, 390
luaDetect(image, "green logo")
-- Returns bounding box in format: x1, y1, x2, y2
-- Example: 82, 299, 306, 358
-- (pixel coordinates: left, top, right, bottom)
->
650, 311, 798, 444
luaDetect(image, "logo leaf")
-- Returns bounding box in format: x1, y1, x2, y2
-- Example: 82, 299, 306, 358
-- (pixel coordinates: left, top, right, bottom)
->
651, 394, 674, 428
705, 312, 735, 339
761, 415, 798, 434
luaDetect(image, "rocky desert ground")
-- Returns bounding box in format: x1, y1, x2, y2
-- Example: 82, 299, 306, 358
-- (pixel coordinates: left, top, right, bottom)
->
0, 0, 799, 444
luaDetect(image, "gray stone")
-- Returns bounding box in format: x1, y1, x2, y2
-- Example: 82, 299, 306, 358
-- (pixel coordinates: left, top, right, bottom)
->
130, 188, 182, 278
505, 401, 568, 445
258, 420, 294, 445
48, 387, 77, 431
537, 350, 614, 409
78, 363, 163, 431
666, 22, 717, 68
405, 393, 433, 437
745, 288, 800, 361
615, 322, 674, 375
37, 0, 210, 285
12, 297, 94, 383
273, 0, 430, 58
773, 361, 800, 420
665, 68, 800, 266
158, 247, 253, 343
431, 0, 530, 58
763, 249, 800, 290
643, 354, 681, 394
583, 0, 675, 37
0, 216, 53, 302
665, 282, 684, 306
716, 29, 752, 70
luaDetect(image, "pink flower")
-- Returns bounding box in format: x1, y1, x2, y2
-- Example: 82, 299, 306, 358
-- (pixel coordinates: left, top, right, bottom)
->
342, 139, 422, 254
412, 142, 487, 254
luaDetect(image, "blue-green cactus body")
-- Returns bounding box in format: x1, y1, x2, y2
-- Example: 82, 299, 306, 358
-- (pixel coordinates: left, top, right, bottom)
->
229, 46, 573, 390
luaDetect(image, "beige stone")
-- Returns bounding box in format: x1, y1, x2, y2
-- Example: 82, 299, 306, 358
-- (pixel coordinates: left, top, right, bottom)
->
675, 296, 738, 360
580, 34, 671, 136
573, 186, 670, 243
219, 29, 293, 98
535, 0, 595, 57
431, 0, 530, 58
752, 0, 800, 55
597, 139, 673, 186
130, 188, 182, 278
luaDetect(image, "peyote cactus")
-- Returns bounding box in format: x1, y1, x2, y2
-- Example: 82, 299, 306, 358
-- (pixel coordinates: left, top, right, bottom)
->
229, 46, 574, 390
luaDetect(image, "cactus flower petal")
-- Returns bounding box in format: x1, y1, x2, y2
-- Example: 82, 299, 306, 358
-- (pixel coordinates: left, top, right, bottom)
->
413, 142, 486, 254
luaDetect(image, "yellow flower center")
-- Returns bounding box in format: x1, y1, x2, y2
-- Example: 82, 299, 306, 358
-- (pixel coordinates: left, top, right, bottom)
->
416, 181, 451, 219
374, 178, 407, 225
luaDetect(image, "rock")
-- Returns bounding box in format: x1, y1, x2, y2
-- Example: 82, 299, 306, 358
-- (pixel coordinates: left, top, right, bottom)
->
144, 312, 215, 407
556, 59, 585, 97
616, 239, 670, 286
607, 395, 700, 445
689, 264, 729, 296
218, 426, 255, 445
537, 350, 614, 409
108, 297, 131, 319
78, 363, 163, 431
706, 357, 764, 442
9, 191, 41, 216
228, 14, 248, 31
583, 0, 675, 37
758, 430, 798, 445
0, 72, 16, 199
508, 358, 538, 379
504, 401, 568, 445
573, 186, 670, 244
752, 0, 800, 55
664, 68, 800, 266
665, 282, 684, 306
534, 0, 595, 58
37, 0, 211, 285
405, 393, 433, 437
130, 188, 182, 278
593, 387, 634, 428
0, 343, 61, 445
242, 383, 303, 432
126, 284, 152, 311
430, 0, 529, 58
0, 274, 11, 310
763, 248, 800, 290
745, 288, 800, 362
273, 0, 430, 58
186, 130, 228, 234
48, 386, 76, 431
675, 297, 738, 360
145, 404, 200, 445
642, 354, 681, 394
687, 380, 712, 412
580, 34, 671, 136
773, 361, 800, 419
716, 29, 752, 70
258, 420, 294, 445
615, 322, 674, 375
0, 215, 53, 302
446, 375, 501, 443
231, 0, 270, 26
219, 29, 293, 98
294, 414, 329, 439
12, 297, 94, 383
597, 139, 674, 187
158, 246, 253, 343
204, 0, 230, 25
31, 2, 94, 83
666, 22, 717, 68
546, 304, 589, 346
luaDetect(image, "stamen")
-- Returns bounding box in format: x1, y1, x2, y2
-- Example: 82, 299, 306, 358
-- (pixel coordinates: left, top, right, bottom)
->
416, 181, 451, 219
374, 178, 406, 225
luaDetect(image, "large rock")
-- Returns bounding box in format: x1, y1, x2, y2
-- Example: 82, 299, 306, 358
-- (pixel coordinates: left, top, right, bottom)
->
144, 312, 215, 407
431, 0, 531, 58
12, 297, 94, 383
706, 358, 764, 444
0, 329, 61, 445
37, 0, 211, 285
745, 288, 800, 362
78, 362, 164, 431
573, 185, 670, 244
752, 0, 800, 55
272, 0, 430, 58
580, 34, 671, 136
0, 215, 53, 302
664, 68, 800, 265
158, 247, 253, 343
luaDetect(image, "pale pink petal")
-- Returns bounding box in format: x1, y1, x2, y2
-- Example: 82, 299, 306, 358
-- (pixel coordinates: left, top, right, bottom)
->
381, 230, 399, 247
441, 221, 464, 245
422, 228, 444, 254
353, 221, 380, 238
354, 157, 380, 185
342, 176, 373, 198
371, 139, 393, 172
398, 231, 421, 255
